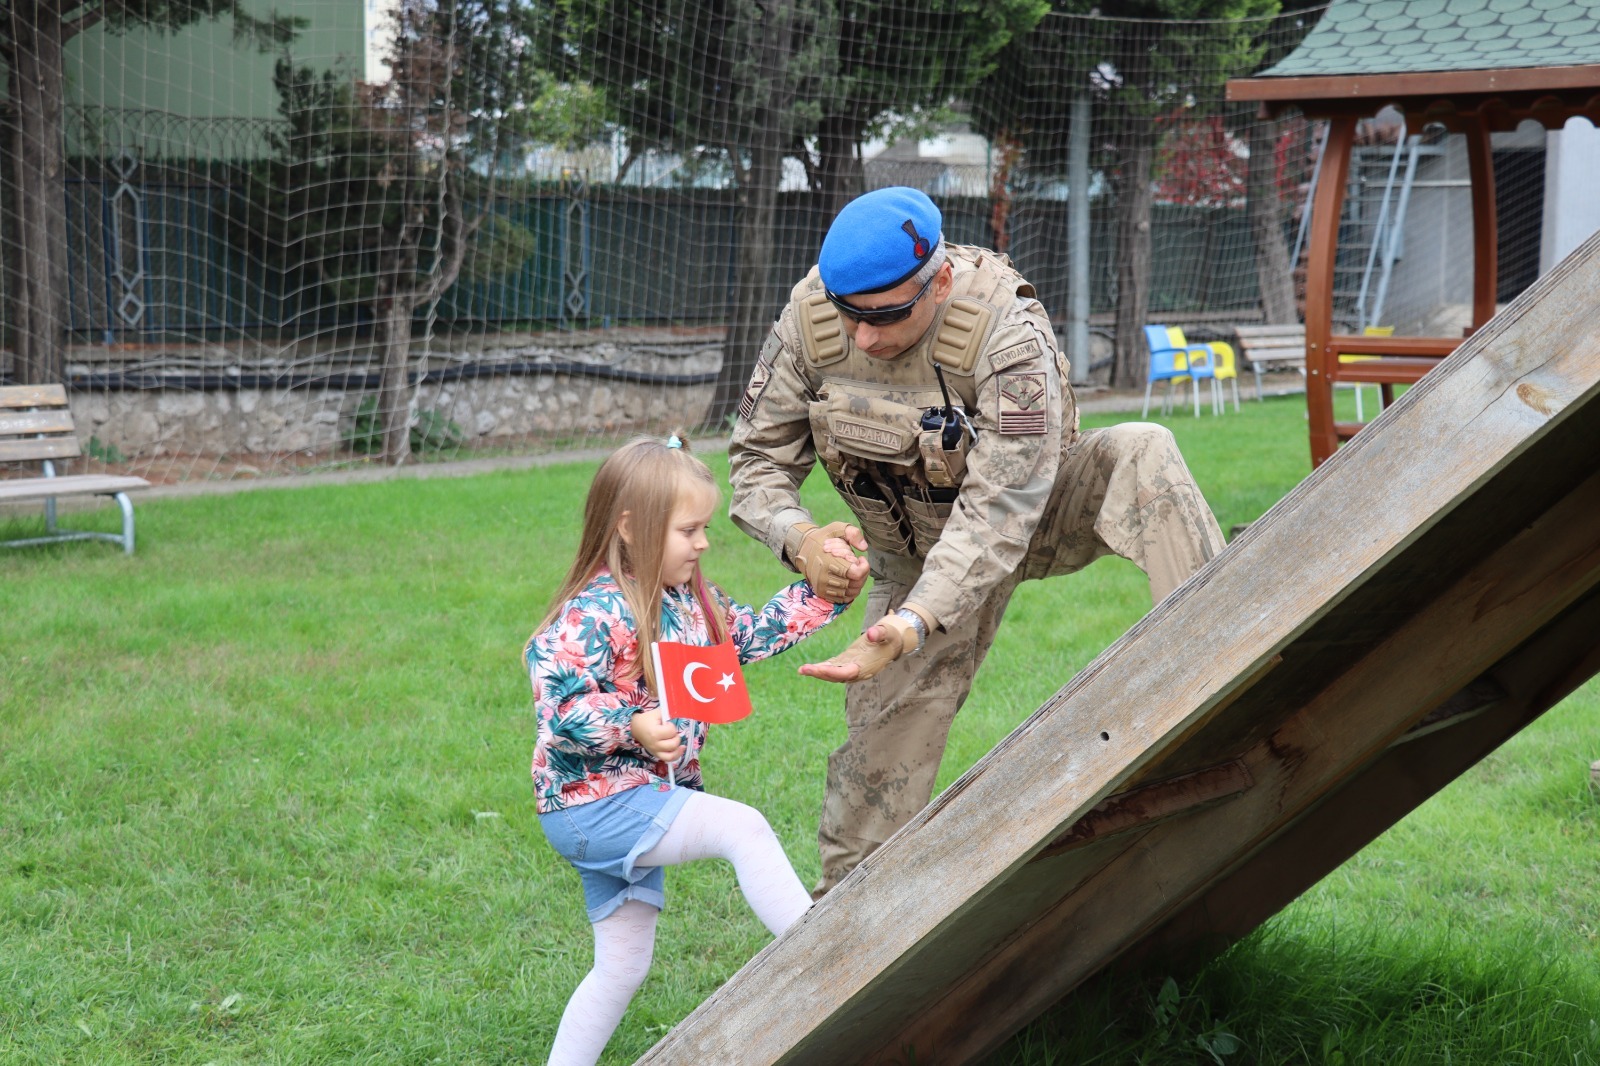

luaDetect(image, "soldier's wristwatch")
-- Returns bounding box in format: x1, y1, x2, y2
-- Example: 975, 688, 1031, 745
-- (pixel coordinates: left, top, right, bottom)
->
894, 607, 929, 654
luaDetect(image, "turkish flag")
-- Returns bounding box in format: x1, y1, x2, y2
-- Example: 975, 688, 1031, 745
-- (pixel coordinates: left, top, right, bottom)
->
651, 640, 753, 724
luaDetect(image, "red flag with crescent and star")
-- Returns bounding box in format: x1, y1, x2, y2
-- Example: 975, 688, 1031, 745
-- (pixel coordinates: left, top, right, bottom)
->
650, 640, 753, 724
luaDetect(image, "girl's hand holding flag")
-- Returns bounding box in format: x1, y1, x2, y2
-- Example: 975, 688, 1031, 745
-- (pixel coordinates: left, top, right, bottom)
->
629, 710, 683, 767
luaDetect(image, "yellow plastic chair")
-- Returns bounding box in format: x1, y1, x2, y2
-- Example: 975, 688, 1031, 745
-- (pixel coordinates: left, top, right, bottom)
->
1167, 327, 1233, 414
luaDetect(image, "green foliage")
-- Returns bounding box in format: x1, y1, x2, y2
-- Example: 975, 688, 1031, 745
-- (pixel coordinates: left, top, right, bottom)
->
542, 0, 1048, 195
85, 436, 124, 465
972, 1, 1292, 175
230, 1, 548, 316
344, 397, 464, 454
525, 74, 614, 152
410, 407, 466, 453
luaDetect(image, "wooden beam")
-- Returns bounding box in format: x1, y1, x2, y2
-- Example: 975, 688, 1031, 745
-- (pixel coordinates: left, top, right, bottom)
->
864, 469, 1600, 1065
1328, 336, 1458, 358
1330, 359, 1441, 386
1032, 760, 1254, 861
1227, 65, 1600, 104
1467, 118, 1499, 331
1126, 589, 1600, 969
1306, 115, 1356, 468
1391, 678, 1506, 746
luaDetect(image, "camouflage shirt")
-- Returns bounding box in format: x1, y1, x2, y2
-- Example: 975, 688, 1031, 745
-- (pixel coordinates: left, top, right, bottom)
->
729, 245, 1080, 632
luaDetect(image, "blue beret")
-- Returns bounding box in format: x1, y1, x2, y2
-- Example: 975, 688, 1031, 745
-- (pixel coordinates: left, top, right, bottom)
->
818, 187, 942, 296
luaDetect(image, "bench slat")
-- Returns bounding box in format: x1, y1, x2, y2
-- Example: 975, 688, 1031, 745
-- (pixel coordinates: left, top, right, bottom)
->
0, 438, 81, 462
0, 384, 68, 409
0, 474, 151, 502
0, 410, 76, 436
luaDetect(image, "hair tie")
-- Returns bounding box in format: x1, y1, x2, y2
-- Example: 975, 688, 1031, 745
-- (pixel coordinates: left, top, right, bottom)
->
666, 434, 683, 449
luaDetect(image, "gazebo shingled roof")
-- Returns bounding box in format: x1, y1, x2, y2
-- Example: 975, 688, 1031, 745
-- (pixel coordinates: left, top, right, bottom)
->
1263, 0, 1600, 79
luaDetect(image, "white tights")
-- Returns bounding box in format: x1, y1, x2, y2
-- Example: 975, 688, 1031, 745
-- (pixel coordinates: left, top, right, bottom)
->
546, 791, 812, 1066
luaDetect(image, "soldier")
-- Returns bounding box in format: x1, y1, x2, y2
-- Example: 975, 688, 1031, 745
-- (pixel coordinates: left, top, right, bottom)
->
729, 187, 1225, 896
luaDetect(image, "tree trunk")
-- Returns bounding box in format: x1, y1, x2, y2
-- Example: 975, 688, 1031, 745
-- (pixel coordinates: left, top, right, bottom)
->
375, 288, 415, 466
815, 114, 865, 218
1248, 117, 1298, 324
1111, 131, 1154, 390
7, 3, 70, 385
705, 0, 794, 429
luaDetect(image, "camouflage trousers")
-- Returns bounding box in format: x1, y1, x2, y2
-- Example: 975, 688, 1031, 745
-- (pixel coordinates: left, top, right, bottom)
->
814, 423, 1224, 896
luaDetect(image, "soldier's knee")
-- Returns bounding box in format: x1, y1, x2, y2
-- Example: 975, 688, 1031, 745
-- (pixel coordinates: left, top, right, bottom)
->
1106, 420, 1178, 451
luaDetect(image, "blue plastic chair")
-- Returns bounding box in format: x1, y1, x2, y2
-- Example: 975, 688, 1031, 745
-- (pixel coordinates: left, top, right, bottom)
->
1141, 325, 1216, 417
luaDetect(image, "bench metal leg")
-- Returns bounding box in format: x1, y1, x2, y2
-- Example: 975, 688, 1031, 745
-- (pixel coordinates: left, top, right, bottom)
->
1253, 365, 1264, 401
1, 492, 138, 554
115, 491, 135, 554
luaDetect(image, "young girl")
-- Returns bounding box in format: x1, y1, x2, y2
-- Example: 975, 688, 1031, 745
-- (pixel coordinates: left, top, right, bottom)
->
527, 434, 864, 1066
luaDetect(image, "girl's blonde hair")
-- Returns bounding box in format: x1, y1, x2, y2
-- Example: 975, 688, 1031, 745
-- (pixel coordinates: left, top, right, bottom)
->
534, 434, 728, 690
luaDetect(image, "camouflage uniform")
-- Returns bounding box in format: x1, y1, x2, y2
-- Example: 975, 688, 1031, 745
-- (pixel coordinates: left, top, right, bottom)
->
729, 245, 1224, 894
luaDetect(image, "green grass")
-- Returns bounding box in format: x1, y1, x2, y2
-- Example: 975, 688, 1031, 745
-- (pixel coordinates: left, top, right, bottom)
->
2, 394, 1597, 1065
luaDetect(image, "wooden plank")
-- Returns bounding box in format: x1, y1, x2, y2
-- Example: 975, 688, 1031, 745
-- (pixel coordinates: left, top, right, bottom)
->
1328, 336, 1459, 358
1226, 64, 1600, 104
0, 384, 67, 409
0, 474, 150, 502
1329, 358, 1441, 385
862, 466, 1600, 1066
0, 410, 76, 438
1125, 588, 1600, 971
636, 229, 1600, 1066
0, 438, 80, 463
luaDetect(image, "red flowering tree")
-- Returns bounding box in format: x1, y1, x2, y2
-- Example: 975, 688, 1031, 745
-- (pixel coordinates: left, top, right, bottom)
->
1154, 109, 1246, 207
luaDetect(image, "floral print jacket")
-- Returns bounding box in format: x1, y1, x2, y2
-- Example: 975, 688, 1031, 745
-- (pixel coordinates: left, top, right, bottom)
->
527, 568, 845, 813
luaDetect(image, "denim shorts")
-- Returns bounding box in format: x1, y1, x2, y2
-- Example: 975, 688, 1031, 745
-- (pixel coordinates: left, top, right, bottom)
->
540, 783, 695, 922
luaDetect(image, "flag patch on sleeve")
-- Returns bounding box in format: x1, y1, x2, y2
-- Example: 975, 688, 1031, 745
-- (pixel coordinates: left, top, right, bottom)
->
738, 333, 781, 421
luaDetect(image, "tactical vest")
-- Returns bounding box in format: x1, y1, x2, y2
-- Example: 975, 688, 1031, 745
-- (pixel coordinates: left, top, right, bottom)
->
790, 246, 1038, 560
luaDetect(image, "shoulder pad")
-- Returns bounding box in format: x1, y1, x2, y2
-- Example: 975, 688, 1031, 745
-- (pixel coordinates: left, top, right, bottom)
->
930, 297, 993, 375
797, 290, 848, 368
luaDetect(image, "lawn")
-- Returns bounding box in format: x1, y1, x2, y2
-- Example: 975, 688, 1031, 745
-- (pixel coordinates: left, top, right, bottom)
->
2, 394, 1597, 1065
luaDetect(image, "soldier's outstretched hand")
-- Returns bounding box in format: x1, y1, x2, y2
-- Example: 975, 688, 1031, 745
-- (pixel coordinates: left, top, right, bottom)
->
799, 612, 918, 683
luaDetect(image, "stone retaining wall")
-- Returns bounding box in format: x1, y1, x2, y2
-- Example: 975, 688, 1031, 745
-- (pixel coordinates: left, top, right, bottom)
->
55, 329, 723, 457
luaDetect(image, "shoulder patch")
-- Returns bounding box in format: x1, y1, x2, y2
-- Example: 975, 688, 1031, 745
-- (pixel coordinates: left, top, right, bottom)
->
989, 337, 1044, 373
996, 371, 1049, 435
738, 331, 783, 422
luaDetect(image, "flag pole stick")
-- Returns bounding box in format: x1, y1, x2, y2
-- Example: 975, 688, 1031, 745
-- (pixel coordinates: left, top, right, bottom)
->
650, 642, 676, 787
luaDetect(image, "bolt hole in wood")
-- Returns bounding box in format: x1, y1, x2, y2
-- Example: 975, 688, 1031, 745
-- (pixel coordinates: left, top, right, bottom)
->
1100, 731, 1110, 741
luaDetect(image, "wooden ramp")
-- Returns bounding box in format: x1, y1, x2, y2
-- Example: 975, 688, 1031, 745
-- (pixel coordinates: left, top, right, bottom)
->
639, 232, 1600, 1066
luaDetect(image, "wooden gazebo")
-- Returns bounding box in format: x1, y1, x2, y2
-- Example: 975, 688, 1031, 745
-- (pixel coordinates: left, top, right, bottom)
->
1227, 0, 1600, 466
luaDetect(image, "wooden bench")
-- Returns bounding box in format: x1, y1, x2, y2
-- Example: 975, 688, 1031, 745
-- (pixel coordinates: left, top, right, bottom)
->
1230, 324, 1306, 400
0, 384, 150, 554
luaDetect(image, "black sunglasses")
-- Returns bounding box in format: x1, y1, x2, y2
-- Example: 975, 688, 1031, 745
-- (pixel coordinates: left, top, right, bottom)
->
825, 271, 936, 327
